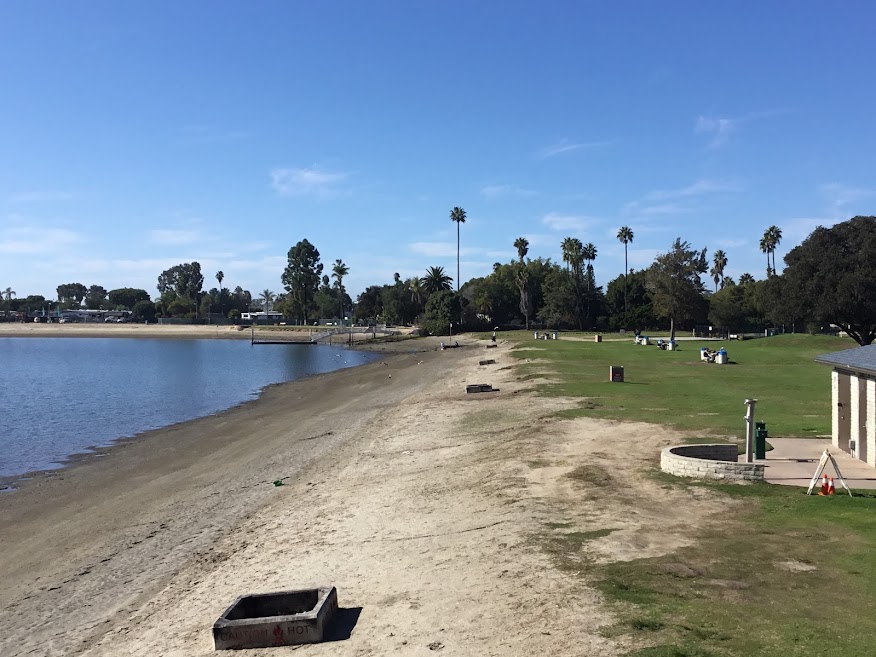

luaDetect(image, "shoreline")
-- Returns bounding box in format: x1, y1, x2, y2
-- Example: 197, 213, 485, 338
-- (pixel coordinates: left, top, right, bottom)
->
0, 334, 723, 656
0, 334, 449, 491
0, 336, 464, 655
0, 322, 256, 340
0, 322, 421, 344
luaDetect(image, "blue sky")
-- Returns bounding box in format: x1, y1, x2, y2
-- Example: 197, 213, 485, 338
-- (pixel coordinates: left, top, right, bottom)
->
2, 1, 874, 300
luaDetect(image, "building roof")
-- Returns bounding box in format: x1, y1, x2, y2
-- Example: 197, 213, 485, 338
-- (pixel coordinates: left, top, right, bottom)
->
815, 344, 876, 377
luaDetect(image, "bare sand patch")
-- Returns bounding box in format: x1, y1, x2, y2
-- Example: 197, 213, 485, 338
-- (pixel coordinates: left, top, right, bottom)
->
0, 337, 733, 656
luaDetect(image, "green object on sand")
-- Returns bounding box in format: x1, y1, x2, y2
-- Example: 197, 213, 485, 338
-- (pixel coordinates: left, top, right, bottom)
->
273, 480, 284, 487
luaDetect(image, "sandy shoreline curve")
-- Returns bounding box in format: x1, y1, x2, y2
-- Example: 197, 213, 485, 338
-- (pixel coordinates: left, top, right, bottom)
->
0, 322, 310, 340
0, 322, 420, 344
0, 334, 729, 656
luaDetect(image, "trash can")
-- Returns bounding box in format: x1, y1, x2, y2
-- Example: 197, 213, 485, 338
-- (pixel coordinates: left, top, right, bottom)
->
754, 421, 767, 459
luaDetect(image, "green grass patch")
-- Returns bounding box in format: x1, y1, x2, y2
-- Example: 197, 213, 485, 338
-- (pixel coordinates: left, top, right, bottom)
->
507, 333, 850, 438
502, 332, 876, 655
591, 483, 876, 656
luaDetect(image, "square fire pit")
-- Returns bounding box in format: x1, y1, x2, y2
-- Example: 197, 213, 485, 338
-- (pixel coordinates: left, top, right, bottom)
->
213, 586, 338, 650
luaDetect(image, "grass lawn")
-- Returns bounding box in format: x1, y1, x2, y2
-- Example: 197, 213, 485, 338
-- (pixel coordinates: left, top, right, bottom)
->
593, 479, 876, 657
493, 331, 876, 656
506, 332, 854, 439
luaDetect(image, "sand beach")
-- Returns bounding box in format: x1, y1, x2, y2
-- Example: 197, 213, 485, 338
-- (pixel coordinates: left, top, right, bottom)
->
0, 334, 728, 656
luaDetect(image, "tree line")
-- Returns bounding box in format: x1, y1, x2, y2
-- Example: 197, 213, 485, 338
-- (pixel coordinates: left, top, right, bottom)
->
2, 215, 874, 345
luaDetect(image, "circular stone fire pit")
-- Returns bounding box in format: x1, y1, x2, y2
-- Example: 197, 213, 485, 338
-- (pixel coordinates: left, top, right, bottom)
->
660, 444, 764, 482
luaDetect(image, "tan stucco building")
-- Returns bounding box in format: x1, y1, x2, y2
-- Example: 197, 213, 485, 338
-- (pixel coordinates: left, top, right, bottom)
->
815, 345, 876, 466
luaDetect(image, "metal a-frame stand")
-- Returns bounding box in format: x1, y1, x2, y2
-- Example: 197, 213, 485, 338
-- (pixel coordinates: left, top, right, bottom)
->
806, 449, 853, 496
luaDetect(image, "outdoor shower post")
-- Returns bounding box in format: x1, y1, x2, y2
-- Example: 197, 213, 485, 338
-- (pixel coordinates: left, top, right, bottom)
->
744, 399, 757, 463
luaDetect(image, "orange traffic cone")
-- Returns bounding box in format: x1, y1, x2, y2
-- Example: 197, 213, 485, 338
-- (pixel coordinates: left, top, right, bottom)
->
828, 477, 836, 495
819, 474, 829, 495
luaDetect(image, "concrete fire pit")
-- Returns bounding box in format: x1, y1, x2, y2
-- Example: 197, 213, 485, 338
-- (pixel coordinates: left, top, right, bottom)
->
213, 586, 338, 650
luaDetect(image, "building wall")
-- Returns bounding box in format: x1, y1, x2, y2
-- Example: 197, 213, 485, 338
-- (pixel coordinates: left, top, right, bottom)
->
868, 378, 876, 468
851, 375, 861, 459
832, 369, 876, 468
832, 370, 840, 449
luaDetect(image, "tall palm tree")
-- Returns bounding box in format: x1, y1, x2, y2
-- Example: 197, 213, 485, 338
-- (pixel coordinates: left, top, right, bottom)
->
759, 234, 772, 277
216, 270, 224, 289
332, 259, 349, 323
260, 289, 275, 313
583, 243, 597, 291
423, 266, 452, 293
512, 237, 531, 328
712, 249, 728, 291
513, 236, 529, 262
561, 237, 577, 271
2, 287, 15, 303
450, 207, 466, 292
616, 226, 634, 313
766, 225, 782, 274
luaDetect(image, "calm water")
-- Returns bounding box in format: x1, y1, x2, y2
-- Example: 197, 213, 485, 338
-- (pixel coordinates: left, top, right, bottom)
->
0, 338, 379, 481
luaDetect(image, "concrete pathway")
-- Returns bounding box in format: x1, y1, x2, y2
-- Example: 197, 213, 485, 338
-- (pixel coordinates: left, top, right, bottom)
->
757, 438, 876, 490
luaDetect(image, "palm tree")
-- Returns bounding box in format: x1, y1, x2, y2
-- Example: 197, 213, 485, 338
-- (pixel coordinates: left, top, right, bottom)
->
561, 237, 577, 271
739, 272, 755, 286
216, 270, 224, 289
513, 236, 529, 262
2, 287, 15, 310
512, 237, 531, 328
616, 226, 634, 313
583, 243, 597, 291
712, 249, 728, 291
423, 266, 453, 293
450, 207, 466, 292
332, 259, 349, 323
766, 225, 782, 274
759, 234, 772, 277
260, 289, 275, 313
408, 276, 424, 312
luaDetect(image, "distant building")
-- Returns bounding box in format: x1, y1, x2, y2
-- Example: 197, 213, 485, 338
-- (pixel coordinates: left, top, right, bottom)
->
241, 311, 284, 322
815, 345, 876, 466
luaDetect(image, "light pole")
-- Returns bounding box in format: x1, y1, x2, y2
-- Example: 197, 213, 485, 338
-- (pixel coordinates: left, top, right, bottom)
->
449, 322, 453, 340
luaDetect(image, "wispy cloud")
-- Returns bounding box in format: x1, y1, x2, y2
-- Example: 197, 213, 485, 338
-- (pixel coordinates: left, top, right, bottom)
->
695, 109, 787, 149
9, 190, 79, 203
541, 212, 601, 232
148, 229, 202, 246
781, 216, 839, 244
645, 179, 742, 201
0, 225, 84, 254
480, 184, 537, 198
621, 179, 740, 219
695, 116, 737, 148
270, 166, 348, 196
537, 138, 611, 158
819, 183, 875, 210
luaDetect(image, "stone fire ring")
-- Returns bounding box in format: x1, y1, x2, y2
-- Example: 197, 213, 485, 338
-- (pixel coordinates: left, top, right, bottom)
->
213, 586, 338, 650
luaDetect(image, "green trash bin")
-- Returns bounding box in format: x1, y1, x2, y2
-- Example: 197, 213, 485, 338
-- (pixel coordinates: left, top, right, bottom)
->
754, 421, 768, 459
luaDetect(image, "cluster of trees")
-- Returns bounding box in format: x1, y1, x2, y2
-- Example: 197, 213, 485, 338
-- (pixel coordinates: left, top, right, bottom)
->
4, 212, 874, 345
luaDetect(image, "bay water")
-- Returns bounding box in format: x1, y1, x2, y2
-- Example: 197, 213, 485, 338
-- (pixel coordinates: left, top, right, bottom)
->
0, 338, 379, 482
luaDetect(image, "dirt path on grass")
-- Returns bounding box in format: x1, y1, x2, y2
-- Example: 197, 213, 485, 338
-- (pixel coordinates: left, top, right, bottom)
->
1, 339, 733, 656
